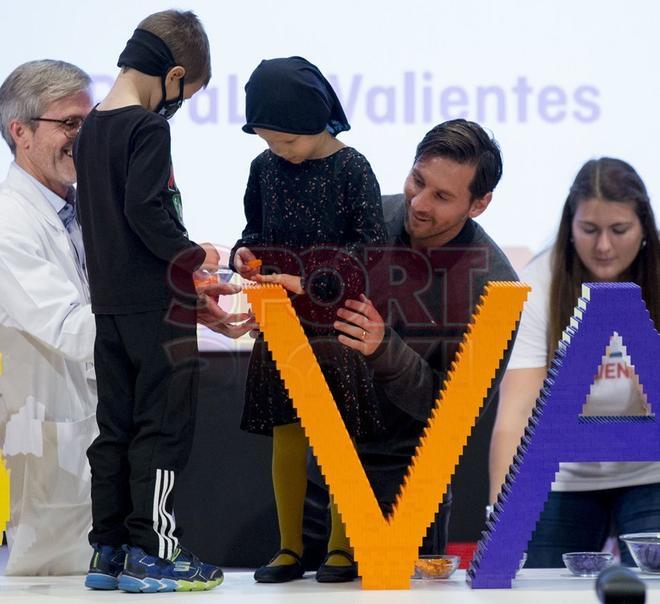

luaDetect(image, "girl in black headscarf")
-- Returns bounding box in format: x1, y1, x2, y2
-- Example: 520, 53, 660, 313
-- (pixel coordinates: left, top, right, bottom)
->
230, 56, 387, 583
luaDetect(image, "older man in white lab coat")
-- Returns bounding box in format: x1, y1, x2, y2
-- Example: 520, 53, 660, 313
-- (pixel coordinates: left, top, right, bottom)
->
0, 60, 95, 575
0, 60, 255, 576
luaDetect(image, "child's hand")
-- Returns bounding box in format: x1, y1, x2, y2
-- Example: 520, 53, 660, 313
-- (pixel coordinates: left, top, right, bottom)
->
195, 279, 239, 299
234, 247, 261, 280
198, 291, 256, 339
200, 242, 220, 270
254, 273, 304, 295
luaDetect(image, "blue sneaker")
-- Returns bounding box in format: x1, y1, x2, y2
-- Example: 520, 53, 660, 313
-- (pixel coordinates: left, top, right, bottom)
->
118, 546, 224, 593
84, 544, 126, 590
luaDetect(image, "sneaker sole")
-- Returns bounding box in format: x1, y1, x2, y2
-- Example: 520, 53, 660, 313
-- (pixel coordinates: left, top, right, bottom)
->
176, 578, 223, 591
118, 575, 178, 593
118, 574, 223, 593
85, 573, 119, 590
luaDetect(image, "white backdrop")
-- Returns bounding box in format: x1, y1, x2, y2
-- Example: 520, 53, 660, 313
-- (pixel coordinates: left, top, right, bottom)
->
4, 0, 659, 253
3, 1, 658, 347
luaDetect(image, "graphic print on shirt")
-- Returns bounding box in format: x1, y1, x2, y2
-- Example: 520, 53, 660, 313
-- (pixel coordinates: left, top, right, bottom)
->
582, 331, 652, 416
167, 164, 186, 235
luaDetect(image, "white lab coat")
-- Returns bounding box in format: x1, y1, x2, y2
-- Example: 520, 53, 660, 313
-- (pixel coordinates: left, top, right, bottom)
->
0, 163, 96, 575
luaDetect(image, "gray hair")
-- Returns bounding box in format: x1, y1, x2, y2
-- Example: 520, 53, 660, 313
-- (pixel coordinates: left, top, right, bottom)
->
0, 60, 91, 154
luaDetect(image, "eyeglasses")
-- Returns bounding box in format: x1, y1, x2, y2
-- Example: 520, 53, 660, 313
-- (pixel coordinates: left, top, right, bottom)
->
30, 116, 84, 138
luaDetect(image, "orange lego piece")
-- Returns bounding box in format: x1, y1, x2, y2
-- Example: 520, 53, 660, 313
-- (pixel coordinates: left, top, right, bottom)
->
246, 282, 529, 589
193, 276, 218, 289
246, 258, 262, 270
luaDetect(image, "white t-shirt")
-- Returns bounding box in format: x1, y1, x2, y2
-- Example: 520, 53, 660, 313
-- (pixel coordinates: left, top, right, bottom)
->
508, 249, 660, 491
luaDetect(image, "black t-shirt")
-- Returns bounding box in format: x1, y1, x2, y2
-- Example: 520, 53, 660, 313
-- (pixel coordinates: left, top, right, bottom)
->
74, 105, 205, 314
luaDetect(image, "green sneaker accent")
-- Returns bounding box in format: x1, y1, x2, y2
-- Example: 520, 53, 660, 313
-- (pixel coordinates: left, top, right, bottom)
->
175, 578, 222, 592
122, 545, 223, 591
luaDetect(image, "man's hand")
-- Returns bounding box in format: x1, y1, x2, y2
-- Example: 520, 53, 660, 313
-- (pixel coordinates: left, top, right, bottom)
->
254, 273, 304, 295
334, 294, 385, 356
199, 242, 221, 271
233, 246, 261, 280
197, 282, 256, 339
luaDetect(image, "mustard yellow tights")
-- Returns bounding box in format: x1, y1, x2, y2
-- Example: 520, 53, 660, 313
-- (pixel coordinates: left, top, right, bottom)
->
269, 422, 352, 567
269, 423, 308, 566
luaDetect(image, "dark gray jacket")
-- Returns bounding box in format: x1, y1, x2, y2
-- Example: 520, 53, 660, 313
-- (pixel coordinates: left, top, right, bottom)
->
366, 194, 517, 421
359, 194, 518, 504
304, 194, 518, 558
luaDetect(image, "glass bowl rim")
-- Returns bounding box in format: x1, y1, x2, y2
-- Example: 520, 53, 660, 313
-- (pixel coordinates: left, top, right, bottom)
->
620, 532, 660, 542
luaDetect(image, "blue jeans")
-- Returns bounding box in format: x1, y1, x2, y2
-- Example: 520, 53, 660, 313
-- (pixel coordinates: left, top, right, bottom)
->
526, 482, 660, 567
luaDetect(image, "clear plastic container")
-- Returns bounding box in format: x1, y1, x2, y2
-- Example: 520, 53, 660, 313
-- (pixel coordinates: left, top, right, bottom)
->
412, 555, 460, 580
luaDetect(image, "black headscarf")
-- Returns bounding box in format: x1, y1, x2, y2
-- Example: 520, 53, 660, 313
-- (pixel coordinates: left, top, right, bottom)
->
243, 56, 350, 136
117, 28, 176, 77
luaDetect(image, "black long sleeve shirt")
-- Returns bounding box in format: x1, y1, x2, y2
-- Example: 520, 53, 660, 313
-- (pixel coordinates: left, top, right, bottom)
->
74, 106, 204, 314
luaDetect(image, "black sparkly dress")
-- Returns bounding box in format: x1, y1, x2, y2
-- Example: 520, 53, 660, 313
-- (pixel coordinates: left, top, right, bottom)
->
232, 147, 387, 440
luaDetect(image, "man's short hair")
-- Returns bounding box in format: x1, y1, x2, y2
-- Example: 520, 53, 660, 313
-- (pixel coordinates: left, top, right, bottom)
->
414, 119, 503, 199
138, 10, 211, 86
0, 60, 91, 155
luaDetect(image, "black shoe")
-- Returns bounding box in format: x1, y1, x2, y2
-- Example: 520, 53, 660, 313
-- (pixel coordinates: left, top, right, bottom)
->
254, 549, 305, 583
315, 549, 358, 583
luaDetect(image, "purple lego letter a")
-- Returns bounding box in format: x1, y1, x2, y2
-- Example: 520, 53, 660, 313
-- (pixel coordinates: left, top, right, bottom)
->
469, 283, 660, 588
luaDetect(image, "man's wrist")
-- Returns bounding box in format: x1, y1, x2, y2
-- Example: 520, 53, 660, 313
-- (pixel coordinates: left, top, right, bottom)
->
365, 326, 391, 364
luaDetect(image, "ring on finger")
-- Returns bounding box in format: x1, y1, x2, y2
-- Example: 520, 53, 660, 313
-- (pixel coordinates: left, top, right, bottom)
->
361, 329, 367, 340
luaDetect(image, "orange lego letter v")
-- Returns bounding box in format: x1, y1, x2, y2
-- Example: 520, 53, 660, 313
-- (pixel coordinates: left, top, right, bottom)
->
246, 282, 528, 589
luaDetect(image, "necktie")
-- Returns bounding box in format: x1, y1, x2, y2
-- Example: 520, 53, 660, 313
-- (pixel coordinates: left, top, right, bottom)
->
58, 202, 76, 228
58, 202, 86, 273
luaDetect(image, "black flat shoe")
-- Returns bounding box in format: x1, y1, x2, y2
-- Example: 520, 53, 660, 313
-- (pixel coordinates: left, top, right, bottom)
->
254, 549, 305, 583
315, 549, 358, 583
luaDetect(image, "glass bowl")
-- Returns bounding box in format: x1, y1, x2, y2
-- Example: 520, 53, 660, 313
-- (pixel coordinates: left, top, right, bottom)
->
193, 267, 234, 288
562, 552, 614, 577
620, 533, 660, 573
412, 555, 460, 580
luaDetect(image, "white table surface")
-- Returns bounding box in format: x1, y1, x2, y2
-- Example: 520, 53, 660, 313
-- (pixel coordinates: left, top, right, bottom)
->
0, 569, 659, 603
